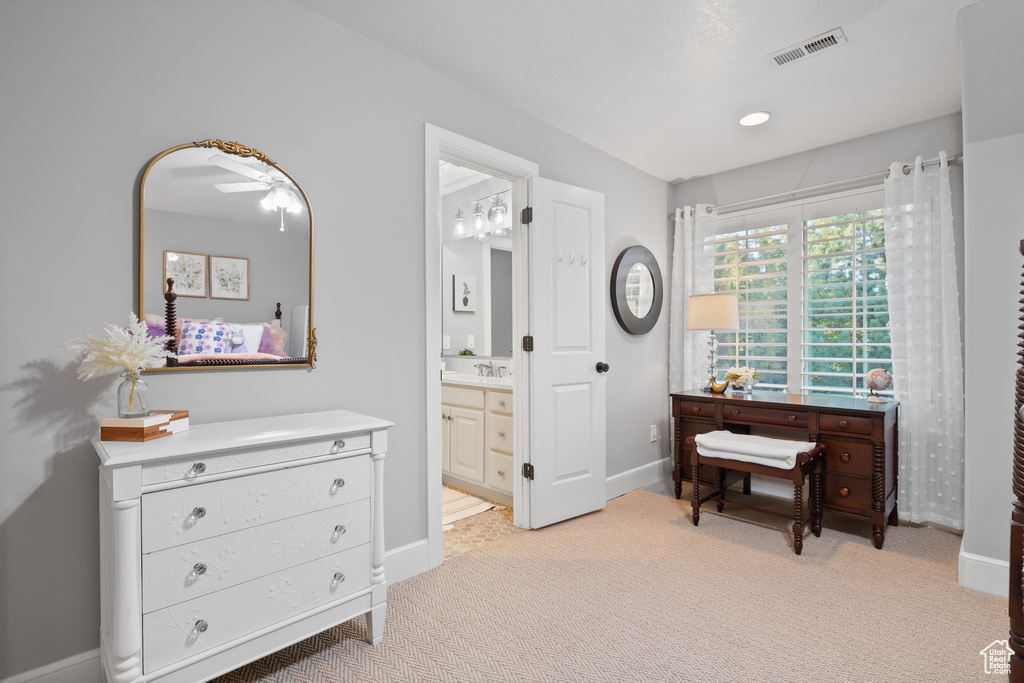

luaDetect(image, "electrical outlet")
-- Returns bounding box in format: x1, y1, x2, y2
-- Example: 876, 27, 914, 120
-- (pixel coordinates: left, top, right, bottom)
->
467, 334, 475, 349
649, 425, 658, 442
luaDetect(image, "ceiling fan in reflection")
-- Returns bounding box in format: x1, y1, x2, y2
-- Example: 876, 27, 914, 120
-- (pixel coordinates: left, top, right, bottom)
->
210, 154, 304, 216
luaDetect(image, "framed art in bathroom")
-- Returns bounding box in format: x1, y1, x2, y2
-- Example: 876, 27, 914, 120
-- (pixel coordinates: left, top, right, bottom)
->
453, 274, 476, 311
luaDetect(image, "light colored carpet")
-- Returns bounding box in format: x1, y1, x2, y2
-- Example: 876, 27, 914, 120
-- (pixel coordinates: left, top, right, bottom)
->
441, 486, 495, 526
215, 488, 1004, 682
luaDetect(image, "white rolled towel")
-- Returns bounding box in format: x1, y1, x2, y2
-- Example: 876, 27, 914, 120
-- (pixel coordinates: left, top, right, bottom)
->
695, 431, 817, 470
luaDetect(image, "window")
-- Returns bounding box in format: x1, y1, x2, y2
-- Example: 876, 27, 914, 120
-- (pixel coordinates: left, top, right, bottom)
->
711, 190, 893, 397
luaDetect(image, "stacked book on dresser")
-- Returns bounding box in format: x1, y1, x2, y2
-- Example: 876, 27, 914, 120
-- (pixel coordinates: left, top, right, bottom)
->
100, 410, 189, 442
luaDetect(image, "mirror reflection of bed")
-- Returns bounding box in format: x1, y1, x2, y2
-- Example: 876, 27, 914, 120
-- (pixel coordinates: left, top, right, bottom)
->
139, 142, 313, 367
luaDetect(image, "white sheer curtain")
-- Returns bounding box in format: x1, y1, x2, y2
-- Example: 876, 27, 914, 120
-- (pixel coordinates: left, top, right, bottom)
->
669, 204, 718, 392
883, 152, 965, 528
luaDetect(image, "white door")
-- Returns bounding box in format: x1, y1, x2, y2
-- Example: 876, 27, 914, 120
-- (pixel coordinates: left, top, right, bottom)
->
449, 406, 485, 483
528, 178, 606, 528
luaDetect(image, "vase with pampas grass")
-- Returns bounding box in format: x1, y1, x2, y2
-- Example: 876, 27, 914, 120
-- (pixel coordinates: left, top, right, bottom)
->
63, 313, 176, 418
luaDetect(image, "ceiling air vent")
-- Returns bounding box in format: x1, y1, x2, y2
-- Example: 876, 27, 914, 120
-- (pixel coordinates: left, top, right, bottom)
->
765, 28, 847, 68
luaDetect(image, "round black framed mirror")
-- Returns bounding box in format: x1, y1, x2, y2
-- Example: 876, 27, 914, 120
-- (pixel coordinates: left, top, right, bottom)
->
610, 245, 663, 335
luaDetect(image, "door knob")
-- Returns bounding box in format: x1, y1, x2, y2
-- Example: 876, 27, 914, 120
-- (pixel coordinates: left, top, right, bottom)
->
596, 362, 610, 373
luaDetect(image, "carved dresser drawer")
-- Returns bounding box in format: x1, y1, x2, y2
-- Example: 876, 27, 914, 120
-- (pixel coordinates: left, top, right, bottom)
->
820, 412, 873, 436
677, 399, 716, 420
821, 473, 872, 514
140, 434, 371, 486
724, 404, 808, 428
142, 544, 372, 673
94, 409, 391, 683
821, 438, 873, 479
142, 498, 372, 613
141, 455, 371, 553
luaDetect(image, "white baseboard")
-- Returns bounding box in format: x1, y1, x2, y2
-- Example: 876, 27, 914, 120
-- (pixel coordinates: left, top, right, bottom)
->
959, 544, 1010, 597
606, 457, 670, 500
2, 540, 434, 683
2, 648, 102, 683
385, 538, 431, 584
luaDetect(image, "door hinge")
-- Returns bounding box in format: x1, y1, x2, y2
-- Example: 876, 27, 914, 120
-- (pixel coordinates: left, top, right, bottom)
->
523, 463, 535, 480
522, 335, 534, 352
521, 207, 533, 225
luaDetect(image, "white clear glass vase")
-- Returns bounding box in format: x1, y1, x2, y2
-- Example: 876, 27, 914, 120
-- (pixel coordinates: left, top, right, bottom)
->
117, 370, 150, 419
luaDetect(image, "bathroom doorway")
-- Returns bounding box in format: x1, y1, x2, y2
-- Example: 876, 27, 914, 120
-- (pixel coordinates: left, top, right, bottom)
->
437, 164, 522, 557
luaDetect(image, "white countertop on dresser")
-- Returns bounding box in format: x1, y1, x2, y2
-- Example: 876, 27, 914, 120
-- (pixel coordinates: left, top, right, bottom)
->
93, 409, 393, 467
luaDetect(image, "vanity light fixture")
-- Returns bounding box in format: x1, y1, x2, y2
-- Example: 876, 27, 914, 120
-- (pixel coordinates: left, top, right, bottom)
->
453, 207, 466, 236
739, 111, 772, 126
487, 195, 507, 225
472, 202, 485, 231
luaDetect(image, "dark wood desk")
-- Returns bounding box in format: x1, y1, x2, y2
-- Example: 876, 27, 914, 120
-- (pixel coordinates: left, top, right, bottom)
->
671, 388, 899, 549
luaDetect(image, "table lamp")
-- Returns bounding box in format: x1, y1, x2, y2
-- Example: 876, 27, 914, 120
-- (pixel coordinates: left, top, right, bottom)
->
687, 293, 739, 392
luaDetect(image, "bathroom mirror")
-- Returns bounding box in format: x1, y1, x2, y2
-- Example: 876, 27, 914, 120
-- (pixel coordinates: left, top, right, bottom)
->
611, 245, 663, 335
139, 140, 315, 369
441, 175, 514, 359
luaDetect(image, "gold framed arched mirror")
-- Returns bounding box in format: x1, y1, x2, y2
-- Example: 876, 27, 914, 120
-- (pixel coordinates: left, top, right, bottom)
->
139, 140, 315, 370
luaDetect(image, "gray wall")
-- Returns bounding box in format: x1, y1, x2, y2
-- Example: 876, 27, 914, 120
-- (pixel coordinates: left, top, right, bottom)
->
959, 0, 1024, 591
145, 209, 310, 353
0, 0, 670, 677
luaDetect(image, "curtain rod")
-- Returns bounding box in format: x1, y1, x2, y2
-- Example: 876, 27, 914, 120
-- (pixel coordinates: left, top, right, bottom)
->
673, 152, 964, 219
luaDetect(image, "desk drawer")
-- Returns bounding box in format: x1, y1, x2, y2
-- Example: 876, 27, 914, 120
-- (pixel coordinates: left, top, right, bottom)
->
724, 404, 807, 429
678, 400, 716, 420
822, 473, 871, 515
822, 439, 872, 479
140, 434, 370, 487
820, 413, 874, 436
142, 499, 371, 613
141, 455, 371, 554
142, 544, 371, 674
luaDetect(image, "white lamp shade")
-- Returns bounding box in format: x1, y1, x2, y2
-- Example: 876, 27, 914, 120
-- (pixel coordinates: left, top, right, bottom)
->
687, 293, 739, 330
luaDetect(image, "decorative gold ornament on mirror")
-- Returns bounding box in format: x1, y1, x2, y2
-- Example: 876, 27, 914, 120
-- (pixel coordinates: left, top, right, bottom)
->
193, 139, 275, 165
309, 328, 318, 369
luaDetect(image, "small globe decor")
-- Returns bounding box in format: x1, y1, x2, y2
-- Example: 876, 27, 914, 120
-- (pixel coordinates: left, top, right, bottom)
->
864, 368, 893, 404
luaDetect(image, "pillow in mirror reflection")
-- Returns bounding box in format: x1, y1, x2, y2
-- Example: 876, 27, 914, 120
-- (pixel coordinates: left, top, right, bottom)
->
229, 324, 265, 354
179, 320, 231, 355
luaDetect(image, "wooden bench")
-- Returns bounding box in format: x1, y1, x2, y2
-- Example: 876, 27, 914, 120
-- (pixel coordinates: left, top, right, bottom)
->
690, 431, 825, 555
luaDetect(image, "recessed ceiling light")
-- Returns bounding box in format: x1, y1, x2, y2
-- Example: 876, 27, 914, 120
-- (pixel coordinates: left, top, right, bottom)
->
739, 111, 772, 127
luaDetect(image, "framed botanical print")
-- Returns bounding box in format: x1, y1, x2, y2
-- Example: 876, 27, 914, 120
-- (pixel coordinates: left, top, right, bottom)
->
210, 255, 250, 300
453, 274, 476, 311
163, 250, 208, 298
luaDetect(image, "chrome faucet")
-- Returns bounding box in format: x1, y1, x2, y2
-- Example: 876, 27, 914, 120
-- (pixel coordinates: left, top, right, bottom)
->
474, 362, 494, 377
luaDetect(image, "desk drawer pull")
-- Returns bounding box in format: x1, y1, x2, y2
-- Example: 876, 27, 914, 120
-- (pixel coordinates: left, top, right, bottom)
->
732, 409, 740, 416
330, 478, 346, 494
788, 415, 797, 422
685, 436, 695, 445
839, 452, 851, 463
333, 439, 346, 450
692, 406, 702, 413
839, 420, 849, 429
839, 487, 851, 498
191, 562, 207, 577
191, 619, 208, 635
185, 462, 206, 480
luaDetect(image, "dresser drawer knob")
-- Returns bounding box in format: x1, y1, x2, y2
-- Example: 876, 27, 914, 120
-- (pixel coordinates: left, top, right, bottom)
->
330, 478, 346, 494
191, 562, 207, 577
333, 439, 347, 450
192, 619, 208, 635
498, 400, 506, 408
839, 487, 851, 498
185, 462, 206, 480
839, 452, 851, 463
331, 524, 347, 542
186, 507, 206, 525
732, 409, 740, 416
788, 415, 797, 422
497, 469, 505, 477
685, 436, 695, 445
498, 431, 506, 438
332, 572, 346, 587
839, 420, 850, 429
692, 406, 701, 413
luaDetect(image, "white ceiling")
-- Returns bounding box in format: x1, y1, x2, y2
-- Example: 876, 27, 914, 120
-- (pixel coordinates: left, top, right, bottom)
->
295, 0, 975, 181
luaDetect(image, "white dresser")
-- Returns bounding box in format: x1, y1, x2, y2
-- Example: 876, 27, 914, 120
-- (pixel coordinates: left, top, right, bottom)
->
92, 409, 392, 683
